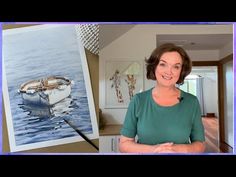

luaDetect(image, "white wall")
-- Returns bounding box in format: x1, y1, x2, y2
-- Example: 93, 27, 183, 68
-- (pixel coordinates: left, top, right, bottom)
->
203, 72, 218, 117
191, 67, 219, 118
99, 24, 232, 124
223, 60, 233, 147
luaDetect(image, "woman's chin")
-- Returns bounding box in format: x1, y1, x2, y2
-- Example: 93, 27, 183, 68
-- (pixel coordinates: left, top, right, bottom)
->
159, 81, 175, 87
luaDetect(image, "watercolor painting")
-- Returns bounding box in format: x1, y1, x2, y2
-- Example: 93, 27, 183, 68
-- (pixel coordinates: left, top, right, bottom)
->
105, 60, 143, 108
2, 24, 99, 152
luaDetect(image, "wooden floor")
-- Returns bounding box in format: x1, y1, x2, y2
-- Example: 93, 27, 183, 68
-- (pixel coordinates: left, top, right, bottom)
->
202, 117, 221, 153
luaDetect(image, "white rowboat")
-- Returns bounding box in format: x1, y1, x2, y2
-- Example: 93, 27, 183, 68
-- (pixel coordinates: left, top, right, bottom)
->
18, 76, 73, 106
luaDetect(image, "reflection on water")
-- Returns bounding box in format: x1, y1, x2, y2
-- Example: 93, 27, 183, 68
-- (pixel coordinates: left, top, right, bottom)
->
14, 93, 93, 146
15, 96, 83, 144
18, 97, 77, 133
19, 97, 74, 119
19, 104, 54, 118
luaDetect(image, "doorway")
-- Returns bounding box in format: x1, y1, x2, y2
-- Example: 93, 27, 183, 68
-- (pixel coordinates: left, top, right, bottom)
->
180, 66, 220, 152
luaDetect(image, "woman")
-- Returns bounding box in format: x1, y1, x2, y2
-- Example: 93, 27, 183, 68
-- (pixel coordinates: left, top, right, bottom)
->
119, 43, 205, 153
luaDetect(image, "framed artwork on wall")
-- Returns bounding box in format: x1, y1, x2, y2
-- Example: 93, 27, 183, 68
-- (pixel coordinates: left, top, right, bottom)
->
2, 24, 99, 152
105, 60, 143, 108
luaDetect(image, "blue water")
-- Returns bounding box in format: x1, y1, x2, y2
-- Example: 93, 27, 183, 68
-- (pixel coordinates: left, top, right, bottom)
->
3, 25, 93, 146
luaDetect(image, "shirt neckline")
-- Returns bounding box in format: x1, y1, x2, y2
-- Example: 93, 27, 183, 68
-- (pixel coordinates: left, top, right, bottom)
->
149, 87, 183, 108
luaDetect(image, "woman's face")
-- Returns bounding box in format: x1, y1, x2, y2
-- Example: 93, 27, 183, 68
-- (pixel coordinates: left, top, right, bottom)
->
155, 51, 182, 87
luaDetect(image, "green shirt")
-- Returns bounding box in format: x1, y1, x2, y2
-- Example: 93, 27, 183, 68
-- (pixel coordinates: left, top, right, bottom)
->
120, 88, 205, 145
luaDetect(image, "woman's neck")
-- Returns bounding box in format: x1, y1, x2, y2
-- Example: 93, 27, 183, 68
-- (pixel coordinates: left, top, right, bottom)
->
153, 85, 179, 98
152, 85, 181, 106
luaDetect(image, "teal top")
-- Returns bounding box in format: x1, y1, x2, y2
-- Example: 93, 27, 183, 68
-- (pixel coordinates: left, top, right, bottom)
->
120, 88, 205, 145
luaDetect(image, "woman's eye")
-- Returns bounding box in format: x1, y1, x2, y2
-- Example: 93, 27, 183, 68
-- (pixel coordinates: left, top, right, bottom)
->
159, 63, 166, 67
174, 66, 180, 69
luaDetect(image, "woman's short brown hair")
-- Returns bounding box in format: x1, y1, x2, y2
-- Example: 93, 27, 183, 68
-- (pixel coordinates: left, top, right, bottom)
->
145, 43, 192, 85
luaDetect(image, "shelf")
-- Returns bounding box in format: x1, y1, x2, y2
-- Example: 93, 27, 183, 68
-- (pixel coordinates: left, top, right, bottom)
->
99, 124, 122, 136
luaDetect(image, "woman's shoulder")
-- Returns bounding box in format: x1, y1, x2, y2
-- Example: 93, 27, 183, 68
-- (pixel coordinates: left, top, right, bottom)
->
136, 88, 152, 97
132, 88, 152, 101
180, 89, 198, 102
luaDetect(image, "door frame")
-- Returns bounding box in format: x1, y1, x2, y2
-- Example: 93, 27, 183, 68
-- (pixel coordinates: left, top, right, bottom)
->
192, 53, 233, 153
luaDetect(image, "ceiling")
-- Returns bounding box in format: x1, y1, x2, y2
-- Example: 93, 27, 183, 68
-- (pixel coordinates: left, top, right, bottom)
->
156, 34, 232, 50
99, 25, 135, 50
99, 25, 233, 51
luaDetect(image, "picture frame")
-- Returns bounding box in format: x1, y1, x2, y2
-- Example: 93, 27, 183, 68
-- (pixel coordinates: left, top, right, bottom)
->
2, 24, 99, 152
105, 60, 143, 108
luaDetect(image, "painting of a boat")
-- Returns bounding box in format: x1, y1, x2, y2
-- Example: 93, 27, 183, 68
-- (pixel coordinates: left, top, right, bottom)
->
3, 25, 99, 152
18, 76, 73, 106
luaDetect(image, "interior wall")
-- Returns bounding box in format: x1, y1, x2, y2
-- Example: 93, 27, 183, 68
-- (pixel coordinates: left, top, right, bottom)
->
191, 67, 218, 118
2, 25, 99, 153
203, 72, 218, 117
223, 60, 233, 147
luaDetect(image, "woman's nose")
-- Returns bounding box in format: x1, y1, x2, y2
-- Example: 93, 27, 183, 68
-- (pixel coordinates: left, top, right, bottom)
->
165, 66, 172, 74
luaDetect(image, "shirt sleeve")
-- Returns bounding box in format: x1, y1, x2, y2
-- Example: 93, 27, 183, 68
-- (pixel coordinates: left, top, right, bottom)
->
120, 95, 139, 138
190, 98, 205, 142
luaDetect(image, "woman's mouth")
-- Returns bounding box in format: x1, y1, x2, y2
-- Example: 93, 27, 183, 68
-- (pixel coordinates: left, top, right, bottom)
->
162, 75, 172, 80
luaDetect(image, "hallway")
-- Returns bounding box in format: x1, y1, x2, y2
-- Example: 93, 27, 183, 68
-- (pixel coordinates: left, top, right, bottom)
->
202, 117, 220, 153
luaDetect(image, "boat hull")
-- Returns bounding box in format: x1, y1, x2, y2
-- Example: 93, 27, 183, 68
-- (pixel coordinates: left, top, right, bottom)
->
21, 85, 71, 106
19, 76, 73, 106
